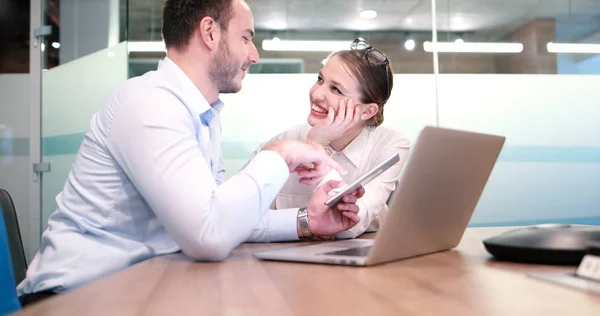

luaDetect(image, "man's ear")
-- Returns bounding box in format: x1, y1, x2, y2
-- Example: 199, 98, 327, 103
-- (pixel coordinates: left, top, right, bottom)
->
196, 16, 221, 50
360, 103, 379, 121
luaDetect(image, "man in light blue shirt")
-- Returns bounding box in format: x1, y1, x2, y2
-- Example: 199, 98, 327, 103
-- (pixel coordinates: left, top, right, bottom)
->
17, 0, 364, 306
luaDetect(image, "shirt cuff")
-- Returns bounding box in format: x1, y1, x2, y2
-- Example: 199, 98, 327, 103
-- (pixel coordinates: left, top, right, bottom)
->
267, 208, 300, 242
315, 169, 344, 190
241, 150, 289, 210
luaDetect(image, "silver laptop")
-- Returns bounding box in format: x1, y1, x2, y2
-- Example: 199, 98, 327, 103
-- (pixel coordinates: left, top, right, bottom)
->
253, 126, 506, 266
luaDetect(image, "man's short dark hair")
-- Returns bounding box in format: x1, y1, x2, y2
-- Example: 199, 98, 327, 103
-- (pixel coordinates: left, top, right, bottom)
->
162, 0, 235, 51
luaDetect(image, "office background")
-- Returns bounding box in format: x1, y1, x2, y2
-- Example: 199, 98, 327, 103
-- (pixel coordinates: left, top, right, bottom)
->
0, 0, 599, 262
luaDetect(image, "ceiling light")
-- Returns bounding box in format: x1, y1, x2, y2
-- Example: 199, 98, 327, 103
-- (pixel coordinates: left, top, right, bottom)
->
262, 39, 351, 52
406, 17, 413, 24
454, 38, 464, 44
423, 41, 523, 53
547, 42, 600, 53
51, 42, 60, 49
359, 10, 377, 19
127, 41, 166, 53
404, 39, 416, 51
452, 16, 464, 23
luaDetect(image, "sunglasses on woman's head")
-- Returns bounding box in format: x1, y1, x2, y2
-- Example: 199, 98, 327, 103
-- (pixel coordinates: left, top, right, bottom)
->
349, 38, 391, 105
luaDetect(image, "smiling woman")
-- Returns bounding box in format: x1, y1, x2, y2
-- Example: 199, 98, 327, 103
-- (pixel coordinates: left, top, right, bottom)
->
251, 38, 411, 240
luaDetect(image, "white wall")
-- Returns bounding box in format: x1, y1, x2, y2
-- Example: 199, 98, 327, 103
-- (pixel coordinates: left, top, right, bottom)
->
436, 75, 600, 224
0, 74, 35, 262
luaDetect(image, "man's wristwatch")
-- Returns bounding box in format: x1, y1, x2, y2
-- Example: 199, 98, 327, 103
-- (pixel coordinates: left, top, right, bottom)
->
297, 207, 314, 239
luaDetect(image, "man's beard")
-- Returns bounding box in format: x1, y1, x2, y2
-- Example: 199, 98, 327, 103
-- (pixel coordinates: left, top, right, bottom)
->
209, 38, 243, 94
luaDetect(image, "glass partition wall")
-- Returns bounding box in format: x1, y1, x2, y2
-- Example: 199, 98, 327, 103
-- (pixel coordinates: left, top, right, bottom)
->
37, 0, 130, 232
433, 0, 600, 225
29, 0, 599, 252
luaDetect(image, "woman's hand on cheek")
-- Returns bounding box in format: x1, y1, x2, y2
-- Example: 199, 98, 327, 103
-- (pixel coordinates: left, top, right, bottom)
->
307, 98, 362, 146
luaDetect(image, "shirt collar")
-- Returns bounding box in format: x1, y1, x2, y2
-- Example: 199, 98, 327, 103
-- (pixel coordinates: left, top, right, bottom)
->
158, 57, 225, 120
200, 100, 226, 126
340, 127, 370, 168
211, 99, 225, 112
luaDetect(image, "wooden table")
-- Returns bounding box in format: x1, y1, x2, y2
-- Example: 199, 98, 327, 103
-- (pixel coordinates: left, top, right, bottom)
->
15, 227, 600, 315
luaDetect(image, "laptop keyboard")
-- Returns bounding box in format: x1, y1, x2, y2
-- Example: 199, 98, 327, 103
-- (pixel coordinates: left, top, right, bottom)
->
322, 246, 372, 257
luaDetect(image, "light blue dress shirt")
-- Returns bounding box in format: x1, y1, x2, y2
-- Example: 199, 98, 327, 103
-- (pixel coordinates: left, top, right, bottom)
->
17, 58, 300, 295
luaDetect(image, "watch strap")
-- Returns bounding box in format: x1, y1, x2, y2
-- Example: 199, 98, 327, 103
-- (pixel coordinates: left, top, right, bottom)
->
297, 207, 313, 239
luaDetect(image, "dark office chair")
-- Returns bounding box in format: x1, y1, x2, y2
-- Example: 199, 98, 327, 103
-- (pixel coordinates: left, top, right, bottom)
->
0, 188, 28, 285
0, 204, 21, 314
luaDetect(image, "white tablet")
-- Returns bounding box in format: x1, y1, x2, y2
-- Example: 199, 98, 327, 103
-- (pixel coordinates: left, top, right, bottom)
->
324, 152, 400, 207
